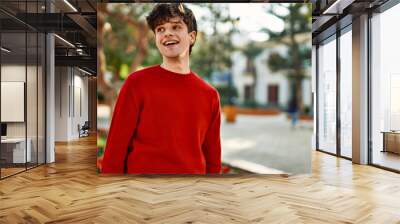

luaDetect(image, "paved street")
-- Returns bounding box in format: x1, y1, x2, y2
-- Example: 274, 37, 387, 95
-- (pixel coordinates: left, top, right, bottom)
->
221, 113, 313, 174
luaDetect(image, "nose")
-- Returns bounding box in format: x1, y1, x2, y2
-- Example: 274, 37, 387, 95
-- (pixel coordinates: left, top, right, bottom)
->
163, 27, 173, 37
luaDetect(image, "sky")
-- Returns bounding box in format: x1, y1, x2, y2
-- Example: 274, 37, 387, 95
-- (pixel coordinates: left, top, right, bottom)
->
188, 3, 290, 46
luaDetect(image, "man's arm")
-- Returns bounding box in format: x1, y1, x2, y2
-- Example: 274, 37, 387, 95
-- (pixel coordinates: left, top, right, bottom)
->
202, 91, 222, 174
102, 77, 140, 173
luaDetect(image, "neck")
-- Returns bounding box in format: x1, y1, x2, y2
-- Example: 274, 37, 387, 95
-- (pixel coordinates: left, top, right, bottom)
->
161, 56, 190, 74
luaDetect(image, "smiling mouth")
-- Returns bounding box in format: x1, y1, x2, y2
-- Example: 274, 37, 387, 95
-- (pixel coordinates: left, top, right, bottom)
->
163, 40, 179, 47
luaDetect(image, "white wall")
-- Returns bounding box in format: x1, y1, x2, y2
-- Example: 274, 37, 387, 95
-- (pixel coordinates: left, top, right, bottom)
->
55, 66, 68, 141
1, 66, 25, 126
55, 67, 89, 141
231, 46, 311, 108
254, 47, 289, 107
72, 72, 89, 138
1, 65, 28, 137
231, 52, 248, 103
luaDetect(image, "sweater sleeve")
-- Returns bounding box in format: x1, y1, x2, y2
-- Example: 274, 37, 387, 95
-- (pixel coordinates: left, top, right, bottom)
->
102, 77, 140, 173
202, 90, 222, 174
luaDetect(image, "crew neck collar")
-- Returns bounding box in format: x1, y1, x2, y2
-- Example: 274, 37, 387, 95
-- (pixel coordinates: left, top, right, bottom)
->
158, 64, 193, 77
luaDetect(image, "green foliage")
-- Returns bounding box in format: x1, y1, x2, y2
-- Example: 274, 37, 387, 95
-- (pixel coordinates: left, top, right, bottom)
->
97, 145, 104, 157
216, 85, 238, 106
242, 100, 259, 108
190, 3, 239, 78
262, 3, 312, 112
303, 105, 311, 115
263, 3, 311, 74
238, 42, 264, 103
299, 45, 311, 68
104, 4, 157, 80
263, 4, 311, 40
97, 91, 105, 103
268, 52, 288, 73
268, 45, 310, 75
140, 41, 162, 67
190, 32, 213, 78
119, 64, 130, 80
242, 42, 264, 60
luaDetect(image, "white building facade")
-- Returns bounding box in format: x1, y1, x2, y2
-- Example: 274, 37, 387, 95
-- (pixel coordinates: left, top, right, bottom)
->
231, 46, 312, 110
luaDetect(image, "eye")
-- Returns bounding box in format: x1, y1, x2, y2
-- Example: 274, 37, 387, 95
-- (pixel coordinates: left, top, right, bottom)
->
156, 27, 164, 33
173, 25, 181, 30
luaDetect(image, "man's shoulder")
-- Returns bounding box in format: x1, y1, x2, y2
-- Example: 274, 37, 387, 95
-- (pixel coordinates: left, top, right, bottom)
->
126, 65, 159, 82
192, 73, 219, 96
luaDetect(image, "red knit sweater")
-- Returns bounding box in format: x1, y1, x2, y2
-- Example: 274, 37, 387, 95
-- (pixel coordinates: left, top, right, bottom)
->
102, 65, 222, 174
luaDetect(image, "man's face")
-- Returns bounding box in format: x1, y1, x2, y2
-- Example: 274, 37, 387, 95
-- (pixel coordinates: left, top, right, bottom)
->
154, 17, 196, 59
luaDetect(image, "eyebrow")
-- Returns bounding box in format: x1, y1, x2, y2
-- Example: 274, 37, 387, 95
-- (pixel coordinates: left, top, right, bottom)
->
159, 20, 183, 26
157, 20, 184, 28
169, 21, 183, 24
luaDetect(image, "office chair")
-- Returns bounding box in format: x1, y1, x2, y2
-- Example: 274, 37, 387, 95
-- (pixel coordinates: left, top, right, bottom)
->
79, 121, 90, 138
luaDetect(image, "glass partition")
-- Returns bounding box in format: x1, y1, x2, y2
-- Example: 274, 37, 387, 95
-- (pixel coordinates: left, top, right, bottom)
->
1, 30, 28, 177
371, 4, 400, 171
27, 30, 38, 169
317, 36, 337, 154
339, 28, 352, 158
0, 1, 46, 179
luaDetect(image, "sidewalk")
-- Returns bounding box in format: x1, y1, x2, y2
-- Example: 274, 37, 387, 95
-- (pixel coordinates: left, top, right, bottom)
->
221, 114, 313, 174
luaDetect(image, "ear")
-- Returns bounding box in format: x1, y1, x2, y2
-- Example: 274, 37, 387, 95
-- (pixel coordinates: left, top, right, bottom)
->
189, 31, 197, 44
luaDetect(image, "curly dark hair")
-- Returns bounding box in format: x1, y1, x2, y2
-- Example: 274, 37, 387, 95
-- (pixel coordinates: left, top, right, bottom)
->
146, 3, 197, 55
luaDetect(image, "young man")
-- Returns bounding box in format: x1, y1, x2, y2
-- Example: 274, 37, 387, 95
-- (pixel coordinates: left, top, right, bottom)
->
101, 3, 222, 174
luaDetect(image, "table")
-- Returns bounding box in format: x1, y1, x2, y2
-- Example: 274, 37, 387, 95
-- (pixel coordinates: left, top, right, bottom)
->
1, 138, 32, 163
381, 131, 400, 154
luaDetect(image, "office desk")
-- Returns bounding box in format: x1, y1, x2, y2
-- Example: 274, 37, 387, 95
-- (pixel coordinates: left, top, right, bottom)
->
1, 138, 31, 163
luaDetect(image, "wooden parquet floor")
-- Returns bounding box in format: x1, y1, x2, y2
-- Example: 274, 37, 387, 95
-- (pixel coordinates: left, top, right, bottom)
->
1, 135, 400, 223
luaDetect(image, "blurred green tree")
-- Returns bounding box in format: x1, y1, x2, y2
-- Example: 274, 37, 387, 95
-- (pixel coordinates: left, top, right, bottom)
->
98, 3, 159, 109
241, 42, 264, 104
189, 3, 240, 107
263, 3, 312, 112
190, 3, 239, 80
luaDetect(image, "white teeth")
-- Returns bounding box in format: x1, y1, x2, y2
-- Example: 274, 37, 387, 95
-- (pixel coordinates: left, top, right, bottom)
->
164, 41, 178, 45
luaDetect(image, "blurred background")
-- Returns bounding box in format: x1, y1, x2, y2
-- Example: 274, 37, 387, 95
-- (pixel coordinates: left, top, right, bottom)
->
97, 3, 312, 174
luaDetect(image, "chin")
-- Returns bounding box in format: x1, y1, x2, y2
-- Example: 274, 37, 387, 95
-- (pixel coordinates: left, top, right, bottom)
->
163, 53, 179, 57
163, 52, 184, 59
